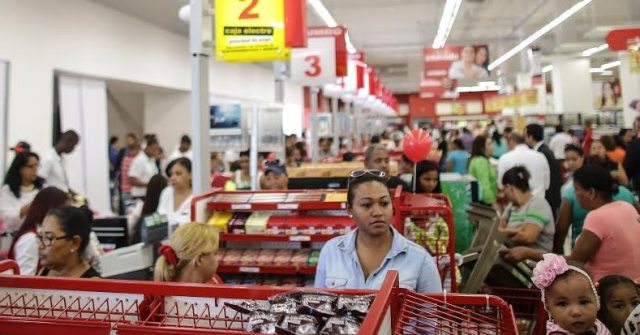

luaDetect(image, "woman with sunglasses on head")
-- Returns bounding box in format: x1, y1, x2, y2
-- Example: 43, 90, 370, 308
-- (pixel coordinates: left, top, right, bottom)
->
8, 187, 69, 275
1, 152, 45, 235
37, 206, 100, 278
314, 170, 442, 293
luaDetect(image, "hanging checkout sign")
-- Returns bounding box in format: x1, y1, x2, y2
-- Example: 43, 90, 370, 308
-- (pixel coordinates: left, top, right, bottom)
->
215, 0, 302, 62
289, 26, 347, 86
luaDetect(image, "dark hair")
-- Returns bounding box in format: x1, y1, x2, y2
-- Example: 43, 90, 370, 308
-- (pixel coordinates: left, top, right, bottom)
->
503, 126, 513, 134
165, 158, 192, 177
9, 187, 69, 259
599, 135, 616, 151
342, 152, 355, 162
573, 165, 619, 200
3, 152, 44, 198
491, 130, 502, 144
509, 132, 525, 144
109, 136, 119, 145
597, 275, 639, 330
502, 166, 530, 191
525, 124, 544, 142
180, 135, 191, 145
564, 144, 584, 157
239, 150, 250, 158
452, 139, 464, 150
471, 135, 489, 158
46, 206, 92, 253
141, 174, 168, 216
58, 130, 79, 143
365, 144, 387, 164
146, 138, 159, 148
414, 160, 441, 193
601, 81, 617, 107
462, 127, 471, 134
555, 125, 564, 133
346, 174, 390, 208
125, 133, 136, 140
370, 135, 381, 144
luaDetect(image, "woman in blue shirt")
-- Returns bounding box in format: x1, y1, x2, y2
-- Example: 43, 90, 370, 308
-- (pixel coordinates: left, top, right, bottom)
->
314, 170, 442, 293
445, 139, 469, 174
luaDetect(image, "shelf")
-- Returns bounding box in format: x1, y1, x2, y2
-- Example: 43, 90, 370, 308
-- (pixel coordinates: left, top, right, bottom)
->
207, 201, 347, 211
217, 265, 316, 275
220, 233, 341, 243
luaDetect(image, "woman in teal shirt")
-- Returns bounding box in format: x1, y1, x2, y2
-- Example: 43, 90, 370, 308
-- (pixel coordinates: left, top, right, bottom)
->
491, 131, 508, 159
553, 144, 640, 253
468, 135, 497, 207
445, 139, 469, 174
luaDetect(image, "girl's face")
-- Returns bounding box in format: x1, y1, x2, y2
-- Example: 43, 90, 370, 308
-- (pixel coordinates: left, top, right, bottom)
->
19, 156, 39, 184
419, 171, 439, 193
169, 163, 192, 190
348, 181, 393, 237
546, 274, 598, 334
590, 141, 606, 158
564, 151, 584, 173
604, 284, 640, 333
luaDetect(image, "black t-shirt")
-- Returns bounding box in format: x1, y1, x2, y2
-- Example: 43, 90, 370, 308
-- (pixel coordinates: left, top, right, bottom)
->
387, 176, 410, 191
40, 267, 101, 278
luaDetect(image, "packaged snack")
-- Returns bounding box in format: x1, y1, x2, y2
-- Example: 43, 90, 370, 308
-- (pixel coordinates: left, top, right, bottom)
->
299, 293, 338, 317
215, 249, 226, 263
319, 316, 361, 335
225, 300, 271, 314
207, 211, 233, 233
269, 299, 299, 314
276, 314, 318, 335
240, 249, 260, 266
257, 249, 276, 266
281, 277, 300, 287
336, 295, 375, 316
291, 249, 310, 266
246, 312, 277, 334
273, 249, 294, 266
268, 291, 302, 304
307, 250, 320, 266
222, 249, 244, 265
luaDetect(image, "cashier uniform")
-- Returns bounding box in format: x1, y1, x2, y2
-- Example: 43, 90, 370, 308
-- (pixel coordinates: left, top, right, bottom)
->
314, 227, 442, 293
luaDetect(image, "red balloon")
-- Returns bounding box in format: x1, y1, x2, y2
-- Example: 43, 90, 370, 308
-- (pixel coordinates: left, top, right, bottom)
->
402, 129, 432, 163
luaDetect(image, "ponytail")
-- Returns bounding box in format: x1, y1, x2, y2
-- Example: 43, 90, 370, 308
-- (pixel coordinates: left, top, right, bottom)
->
153, 255, 178, 282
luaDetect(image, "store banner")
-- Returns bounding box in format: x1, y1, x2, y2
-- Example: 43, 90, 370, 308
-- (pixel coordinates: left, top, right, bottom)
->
420, 45, 490, 98
593, 79, 622, 110
484, 89, 538, 113
215, 0, 291, 62
289, 37, 336, 86
307, 26, 348, 77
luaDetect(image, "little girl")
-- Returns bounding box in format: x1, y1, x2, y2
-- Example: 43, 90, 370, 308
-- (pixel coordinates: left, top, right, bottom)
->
413, 160, 441, 194
597, 275, 640, 334
532, 253, 610, 334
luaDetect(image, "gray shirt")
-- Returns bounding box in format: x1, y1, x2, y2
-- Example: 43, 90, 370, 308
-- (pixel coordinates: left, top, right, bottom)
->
503, 196, 555, 251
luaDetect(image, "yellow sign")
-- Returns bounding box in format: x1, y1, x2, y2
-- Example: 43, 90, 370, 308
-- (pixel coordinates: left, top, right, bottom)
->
630, 49, 640, 73
215, 0, 290, 62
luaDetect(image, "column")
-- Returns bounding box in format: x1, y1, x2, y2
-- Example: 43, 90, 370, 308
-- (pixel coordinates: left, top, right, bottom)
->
551, 58, 593, 114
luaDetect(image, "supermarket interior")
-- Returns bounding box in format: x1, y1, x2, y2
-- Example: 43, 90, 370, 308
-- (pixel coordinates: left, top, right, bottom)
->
1, 0, 640, 334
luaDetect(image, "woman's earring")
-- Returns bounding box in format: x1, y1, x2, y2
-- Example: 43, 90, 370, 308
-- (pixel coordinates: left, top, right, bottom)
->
70, 249, 75, 253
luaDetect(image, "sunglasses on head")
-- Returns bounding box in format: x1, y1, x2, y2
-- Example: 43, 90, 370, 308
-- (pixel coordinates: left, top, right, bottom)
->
347, 170, 387, 188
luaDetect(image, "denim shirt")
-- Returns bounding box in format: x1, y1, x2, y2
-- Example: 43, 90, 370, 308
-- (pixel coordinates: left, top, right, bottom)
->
314, 227, 442, 293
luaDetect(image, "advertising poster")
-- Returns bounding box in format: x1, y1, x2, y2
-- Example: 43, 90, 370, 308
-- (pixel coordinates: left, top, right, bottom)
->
420, 45, 490, 99
209, 104, 248, 151
593, 79, 622, 110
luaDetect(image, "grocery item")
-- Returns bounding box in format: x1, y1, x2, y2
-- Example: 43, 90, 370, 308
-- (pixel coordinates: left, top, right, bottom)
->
221, 249, 243, 265
269, 299, 298, 314
246, 312, 277, 334
207, 211, 232, 232
228, 213, 249, 234
240, 249, 260, 266
273, 249, 294, 266
336, 295, 375, 317
299, 293, 338, 317
245, 212, 271, 233
291, 249, 310, 266
319, 316, 360, 335
224, 300, 271, 314
307, 250, 320, 266
277, 314, 318, 335
257, 249, 276, 266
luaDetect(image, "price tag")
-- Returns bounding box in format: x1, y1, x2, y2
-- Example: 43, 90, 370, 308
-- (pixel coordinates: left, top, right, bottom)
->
215, 0, 290, 62
239, 266, 260, 273
290, 37, 336, 86
277, 203, 299, 210
289, 235, 311, 242
231, 204, 252, 210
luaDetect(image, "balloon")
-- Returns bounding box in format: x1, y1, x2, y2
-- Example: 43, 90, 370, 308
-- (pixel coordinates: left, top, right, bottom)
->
402, 129, 432, 163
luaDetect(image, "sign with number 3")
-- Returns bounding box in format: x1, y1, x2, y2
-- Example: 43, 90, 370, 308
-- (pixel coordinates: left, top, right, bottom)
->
290, 37, 336, 86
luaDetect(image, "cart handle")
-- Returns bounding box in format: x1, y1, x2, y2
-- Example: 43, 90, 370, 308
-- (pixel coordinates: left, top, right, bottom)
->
0, 259, 20, 275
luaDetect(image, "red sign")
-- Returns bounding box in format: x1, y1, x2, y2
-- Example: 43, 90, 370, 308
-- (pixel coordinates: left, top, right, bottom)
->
420, 45, 490, 99
284, 0, 307, 48
606, 28, 640, 51
308, 26, 347, 77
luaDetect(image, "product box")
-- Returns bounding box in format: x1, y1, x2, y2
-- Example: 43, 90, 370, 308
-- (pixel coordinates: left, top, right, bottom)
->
307, 250, 320, 266
291, 249, 310, 266
245, 212, 270, 234
257, 249, 276, 266
266, 216, 288, 235
207, 211, 233, 233
228, 213, 249, 234
273, 249, 294, 266
240, 249, 260, 266
222, 249, 243, 265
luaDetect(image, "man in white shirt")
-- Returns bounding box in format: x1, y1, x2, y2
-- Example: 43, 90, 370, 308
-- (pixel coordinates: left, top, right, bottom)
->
497, 132, 550, 199
128, 138, 160, 198
548, 125, 573, 160
38, 130, 79, 193
167, 135, 193, 162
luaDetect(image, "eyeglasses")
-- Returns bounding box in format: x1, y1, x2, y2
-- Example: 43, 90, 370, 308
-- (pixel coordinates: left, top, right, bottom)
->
35, 232, 68, 247
347, 170, 387, 188
265, 160, 283, 168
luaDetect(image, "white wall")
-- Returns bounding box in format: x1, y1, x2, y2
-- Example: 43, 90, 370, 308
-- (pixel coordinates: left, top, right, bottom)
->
106, 90, 145, 141
551, 58, 593, 113
0, 0, 304, 160
144, 92, 191, 158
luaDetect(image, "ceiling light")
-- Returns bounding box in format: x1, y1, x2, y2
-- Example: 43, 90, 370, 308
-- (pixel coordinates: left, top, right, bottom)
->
308, 0, 337, 27
345, 32, 356, 54
600, 60, 621, 70
581, 43, 608, 57
457, 85, 501, 93
488, 0, 593, 71
589, 67, 603, 73
542, 65, 553, 73
599, 70, 613, 75
432, 0, 463, 48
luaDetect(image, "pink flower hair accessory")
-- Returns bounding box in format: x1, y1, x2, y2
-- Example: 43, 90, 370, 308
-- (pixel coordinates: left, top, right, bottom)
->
532, 253, 569, 290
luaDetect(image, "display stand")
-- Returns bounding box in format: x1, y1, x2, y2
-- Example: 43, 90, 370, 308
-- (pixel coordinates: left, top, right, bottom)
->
0, 262, 519, 334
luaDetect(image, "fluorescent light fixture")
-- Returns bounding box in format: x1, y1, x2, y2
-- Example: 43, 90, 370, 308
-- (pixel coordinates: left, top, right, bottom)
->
600, 60, 621, 70
488, 0, 593, 71
478, 81, 496, 86
542, 65, 554, 73
599, 70, 613, 75
432, 0, 463, 48
457, 85, 501, 93
581, 43, 608, 57
308, 0, 337, 27
589, 67, 603, 73
308, 0, 358, 53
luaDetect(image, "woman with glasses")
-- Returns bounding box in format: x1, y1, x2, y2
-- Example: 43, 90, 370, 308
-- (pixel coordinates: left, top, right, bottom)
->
154, 222, 220, 284
8, 187, 69, 275
37, 206, 100, 278
1, 152, 45, 234
314, 170, 442, 293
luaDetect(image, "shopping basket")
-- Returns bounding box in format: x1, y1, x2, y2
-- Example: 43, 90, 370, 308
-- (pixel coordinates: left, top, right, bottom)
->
481, 287, 546, 335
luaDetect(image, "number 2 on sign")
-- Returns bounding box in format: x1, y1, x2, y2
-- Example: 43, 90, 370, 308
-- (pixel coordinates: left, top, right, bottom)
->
239, 0, 259, 19
305, 55, 321, 77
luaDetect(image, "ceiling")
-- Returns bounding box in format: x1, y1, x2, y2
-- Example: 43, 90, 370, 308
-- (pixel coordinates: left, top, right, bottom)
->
87, 0, 640, 93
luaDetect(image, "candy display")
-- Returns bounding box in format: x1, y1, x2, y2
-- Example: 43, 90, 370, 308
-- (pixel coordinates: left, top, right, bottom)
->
299, 293, 338, 317
277, 314, 318, 335
246, 312, 277, 334
336, 295, 375, 317
225, 300, 271, 314
319, 316, 361, 335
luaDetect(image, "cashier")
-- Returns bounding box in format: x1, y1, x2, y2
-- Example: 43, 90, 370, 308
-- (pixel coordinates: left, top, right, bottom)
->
314, 170, 442, 293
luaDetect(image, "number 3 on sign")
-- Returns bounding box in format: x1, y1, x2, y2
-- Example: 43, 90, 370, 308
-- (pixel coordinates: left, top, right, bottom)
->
305, 55, 321, 77
239, 0, 259, 19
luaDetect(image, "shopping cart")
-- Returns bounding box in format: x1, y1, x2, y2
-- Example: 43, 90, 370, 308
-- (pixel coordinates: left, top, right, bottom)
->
0, 260, 518, 334
480, 287, 546, 335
